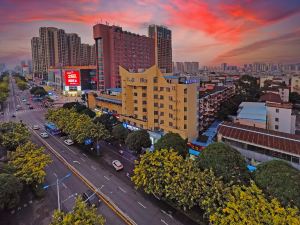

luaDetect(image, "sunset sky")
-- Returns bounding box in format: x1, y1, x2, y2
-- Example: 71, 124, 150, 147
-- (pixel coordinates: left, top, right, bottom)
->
1, 0, 300, 68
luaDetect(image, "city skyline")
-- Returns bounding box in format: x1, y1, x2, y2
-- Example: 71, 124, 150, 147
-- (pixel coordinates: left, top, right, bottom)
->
1, 0, 300, 68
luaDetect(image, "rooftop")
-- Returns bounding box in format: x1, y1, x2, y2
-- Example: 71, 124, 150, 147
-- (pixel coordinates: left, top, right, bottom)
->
237, 102, 266, 122
96, 96, 122, 105
259, 93, 282, 103
218, 122, 300, 156
107, 88, 122, 93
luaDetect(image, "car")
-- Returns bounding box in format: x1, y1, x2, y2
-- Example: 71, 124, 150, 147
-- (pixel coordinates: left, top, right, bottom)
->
40, 132, 49, 138
82, 190, 101, 207
33, 125, 40, 130
64, 139, 74, 146
112, 160, 123, 171
12, 114, 16, 117
26, 102, 31, 105
22, 99, 26, 102
16, 104, 21, 109
29, 106, 34, 109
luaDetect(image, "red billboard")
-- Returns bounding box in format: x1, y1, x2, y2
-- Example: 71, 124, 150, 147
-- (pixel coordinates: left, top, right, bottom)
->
64, 70, 80, 86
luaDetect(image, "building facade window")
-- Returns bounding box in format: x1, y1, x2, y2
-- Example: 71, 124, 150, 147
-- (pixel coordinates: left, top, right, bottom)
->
275, 118, 279, 122
275, 125, 279, 130
276, 108, 279, 113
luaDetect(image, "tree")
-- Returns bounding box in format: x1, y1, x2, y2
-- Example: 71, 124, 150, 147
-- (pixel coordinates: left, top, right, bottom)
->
30, 86, 47, 96
82, 108, 96, 118
90, 122, 111, 155
9, 141, 52, 185
50, 197, 105, 225
112, 124, 129, 143
210, 182, 300, 225
0, 122, 30, 150
132, 149, 184, 198
125, 129, 151, 154
254, 160, 300, 208
94, 114, 118, 131
132, 149, 230, 213
197, 142, 250, 184
290, 92, 300, 104
154, 132, 188, 157
0, 173, 23, 209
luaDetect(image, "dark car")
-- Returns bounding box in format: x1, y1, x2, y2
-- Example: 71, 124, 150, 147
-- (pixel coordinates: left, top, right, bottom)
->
81, 190, 101, 207
12, 114, 16, 117
29, 106, 34, 109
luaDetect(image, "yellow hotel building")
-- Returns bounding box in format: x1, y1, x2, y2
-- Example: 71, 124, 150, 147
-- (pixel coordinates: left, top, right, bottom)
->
88, 65, 199, 141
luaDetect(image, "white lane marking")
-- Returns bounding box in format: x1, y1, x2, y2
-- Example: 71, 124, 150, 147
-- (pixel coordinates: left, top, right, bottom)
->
53, 172, 57, 177
82, 153, 87, 157
73, 160, 81, 165
118, 186, 126, 193
62, 183, 67, 189
91, 165, 97, 171
137, 201, 146, 208
104, 176, 110, 181
80, 157, 86, 162
161, 219, 169, 225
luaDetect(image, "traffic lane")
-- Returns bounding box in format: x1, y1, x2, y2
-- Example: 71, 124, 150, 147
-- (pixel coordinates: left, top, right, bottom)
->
30, 131, 126, 225
23, 113, 187, 225
21, 111, 193, 225
36, 133, 183, 225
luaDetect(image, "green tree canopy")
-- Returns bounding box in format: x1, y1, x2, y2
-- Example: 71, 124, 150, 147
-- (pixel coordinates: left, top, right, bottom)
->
50, 197, 105, 225
125, 129, 151, 154
0, 121, 30, 150
94, 114, 118, 131
9, 141, 52, 185
197, 142, 250, 184
290, 92, 300, 104
132, 149, 230, 213
112, 124, 129, 143
154, 132, 188, 157
254, 160, 300, 208
0, 173, 23, 210
30, 86, 47, 96
210, 182, 300, 225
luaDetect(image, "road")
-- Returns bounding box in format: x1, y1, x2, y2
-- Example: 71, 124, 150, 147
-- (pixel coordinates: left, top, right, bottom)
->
1, 76, 197, 225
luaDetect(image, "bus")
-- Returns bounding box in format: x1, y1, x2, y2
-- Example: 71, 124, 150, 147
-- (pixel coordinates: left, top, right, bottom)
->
44, 122, 61, 135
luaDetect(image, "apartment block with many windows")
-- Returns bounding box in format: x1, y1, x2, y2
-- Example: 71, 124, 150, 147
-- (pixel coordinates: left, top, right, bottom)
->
198, 85, 235, 132
88, 65, 199, 141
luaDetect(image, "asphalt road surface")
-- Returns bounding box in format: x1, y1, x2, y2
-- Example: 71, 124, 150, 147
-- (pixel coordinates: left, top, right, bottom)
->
1, 77, 198, 225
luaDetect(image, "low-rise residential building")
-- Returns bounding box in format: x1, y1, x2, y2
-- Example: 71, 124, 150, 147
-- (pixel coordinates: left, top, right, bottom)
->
266, 102, 296, 134
236, 102, 267, 129
235, 101, 296, 134
198, 85, 235, 132
88, 65, 199, 142
291, 76, 300, 94
218, 122, 300, 170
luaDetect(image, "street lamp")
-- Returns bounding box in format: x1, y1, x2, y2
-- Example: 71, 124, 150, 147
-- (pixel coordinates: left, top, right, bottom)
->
43, 172, 71, 212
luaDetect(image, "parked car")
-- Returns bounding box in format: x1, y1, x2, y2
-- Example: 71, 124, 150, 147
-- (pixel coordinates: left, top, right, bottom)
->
29, 105, 34, 109
112, 160, 123, 171
22, 99, 26, 102
81, 189, 101, 207
64, 139, 74, 146
12, 114, 16, 117
40, 132, 49, 138
33, 125, 40, 130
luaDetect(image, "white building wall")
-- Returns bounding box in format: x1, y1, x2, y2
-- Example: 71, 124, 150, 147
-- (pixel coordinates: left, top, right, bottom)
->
278, 88, 289, 102
291, 76, 300, 94
267, 106, 295, 134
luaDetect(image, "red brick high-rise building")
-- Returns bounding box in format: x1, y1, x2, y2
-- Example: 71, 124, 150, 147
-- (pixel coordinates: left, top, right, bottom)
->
93, 23, 155, 90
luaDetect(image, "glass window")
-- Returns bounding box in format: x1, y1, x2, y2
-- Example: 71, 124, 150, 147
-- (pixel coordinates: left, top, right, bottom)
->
275, 125, 279, 129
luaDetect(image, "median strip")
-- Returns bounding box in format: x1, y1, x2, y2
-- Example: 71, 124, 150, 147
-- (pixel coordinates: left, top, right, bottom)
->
30, 128, 137, 225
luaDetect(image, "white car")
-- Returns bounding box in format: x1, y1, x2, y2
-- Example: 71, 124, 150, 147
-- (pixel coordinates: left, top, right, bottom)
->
64, 139, 74, 146
33, 125, 40, 130
40, 132, 49, 138
22, 99, 27, 102
112, 160, 123, 171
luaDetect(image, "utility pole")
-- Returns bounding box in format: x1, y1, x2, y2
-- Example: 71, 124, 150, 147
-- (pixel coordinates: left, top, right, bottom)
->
57, 178, 61, 211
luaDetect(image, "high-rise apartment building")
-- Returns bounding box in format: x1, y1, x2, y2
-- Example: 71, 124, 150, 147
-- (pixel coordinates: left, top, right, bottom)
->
148, 25, 172, 73
93, 23, 155, 90
80, 43, 96, 66
31, 27, 94, 79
